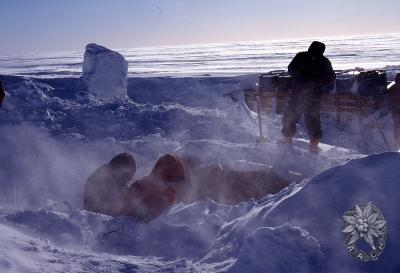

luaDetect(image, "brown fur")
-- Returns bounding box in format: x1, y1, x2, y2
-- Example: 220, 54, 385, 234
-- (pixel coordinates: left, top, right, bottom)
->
178, 164, 290, 205
121, 154, 184, 222
85, 153, 293, 222
121, 175, 176, 222
84, 153, 136, 216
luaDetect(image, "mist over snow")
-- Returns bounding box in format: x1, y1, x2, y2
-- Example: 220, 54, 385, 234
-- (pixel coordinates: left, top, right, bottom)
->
0, 33, 399, 79
0, 33, 400, 273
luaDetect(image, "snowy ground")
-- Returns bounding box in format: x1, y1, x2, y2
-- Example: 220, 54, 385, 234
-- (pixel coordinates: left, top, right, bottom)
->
0, 73, 399, 272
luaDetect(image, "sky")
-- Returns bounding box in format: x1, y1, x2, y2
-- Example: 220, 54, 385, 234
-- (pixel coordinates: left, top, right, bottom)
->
0, 0, 400, 55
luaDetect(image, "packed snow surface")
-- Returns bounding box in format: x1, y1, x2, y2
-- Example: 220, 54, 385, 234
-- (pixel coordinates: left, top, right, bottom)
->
1, 33, 400, 272
1, 153, 399, 272
1, 72, 396, 272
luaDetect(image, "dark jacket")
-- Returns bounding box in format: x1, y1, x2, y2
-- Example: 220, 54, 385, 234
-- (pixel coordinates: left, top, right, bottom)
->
309, 42, 335, 93
288, 51, 315, 85
288, 41, 335, 95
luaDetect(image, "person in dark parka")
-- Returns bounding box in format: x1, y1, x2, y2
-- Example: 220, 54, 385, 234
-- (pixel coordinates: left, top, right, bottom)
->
388, 73, 400, 150
0, 80, 5, 107
84, 153, 136, 216
281, 41, 335, 152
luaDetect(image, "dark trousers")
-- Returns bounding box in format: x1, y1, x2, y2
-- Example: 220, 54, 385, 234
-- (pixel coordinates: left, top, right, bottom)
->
281, 88, 322, 139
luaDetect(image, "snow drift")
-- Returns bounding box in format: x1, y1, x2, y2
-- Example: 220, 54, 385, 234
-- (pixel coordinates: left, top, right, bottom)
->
1, 152, 399, 272
267, 152, 400, 273
0, 55, 396, 272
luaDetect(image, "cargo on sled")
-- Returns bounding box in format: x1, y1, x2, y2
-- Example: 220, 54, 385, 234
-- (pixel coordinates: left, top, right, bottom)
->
244, 70, 389, 122
226, 69, 396, 146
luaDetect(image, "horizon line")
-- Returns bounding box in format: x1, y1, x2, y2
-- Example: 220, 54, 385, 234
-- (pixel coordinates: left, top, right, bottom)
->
1, 32, 399, 58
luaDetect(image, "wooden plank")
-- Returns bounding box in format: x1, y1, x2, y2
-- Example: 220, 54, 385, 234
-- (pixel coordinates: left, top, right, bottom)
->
244, 89, 384, 115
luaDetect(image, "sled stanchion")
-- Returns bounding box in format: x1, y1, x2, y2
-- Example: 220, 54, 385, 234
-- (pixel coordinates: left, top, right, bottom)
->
371, 120, 392, 151
222, 89, 243, 100
335, 94, 340, 127
14, 183, 18, 210
257, 94, 263, 138
244, 70, 394, 146
256, 85, 266, 143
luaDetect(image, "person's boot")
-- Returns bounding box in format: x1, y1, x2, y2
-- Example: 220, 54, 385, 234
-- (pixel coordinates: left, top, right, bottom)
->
394, 136, 400, 151
281, 136, 293, 145
394, 142, 400, 152
309, 138, 320, 153
256, 136, 267, 143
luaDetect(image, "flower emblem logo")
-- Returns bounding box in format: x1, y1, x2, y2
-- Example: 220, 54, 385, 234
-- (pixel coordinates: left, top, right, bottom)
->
342, 202, 387, 261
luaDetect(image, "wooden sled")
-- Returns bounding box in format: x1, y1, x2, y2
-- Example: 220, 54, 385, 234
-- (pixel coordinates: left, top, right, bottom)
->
245, 70, 389, 125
